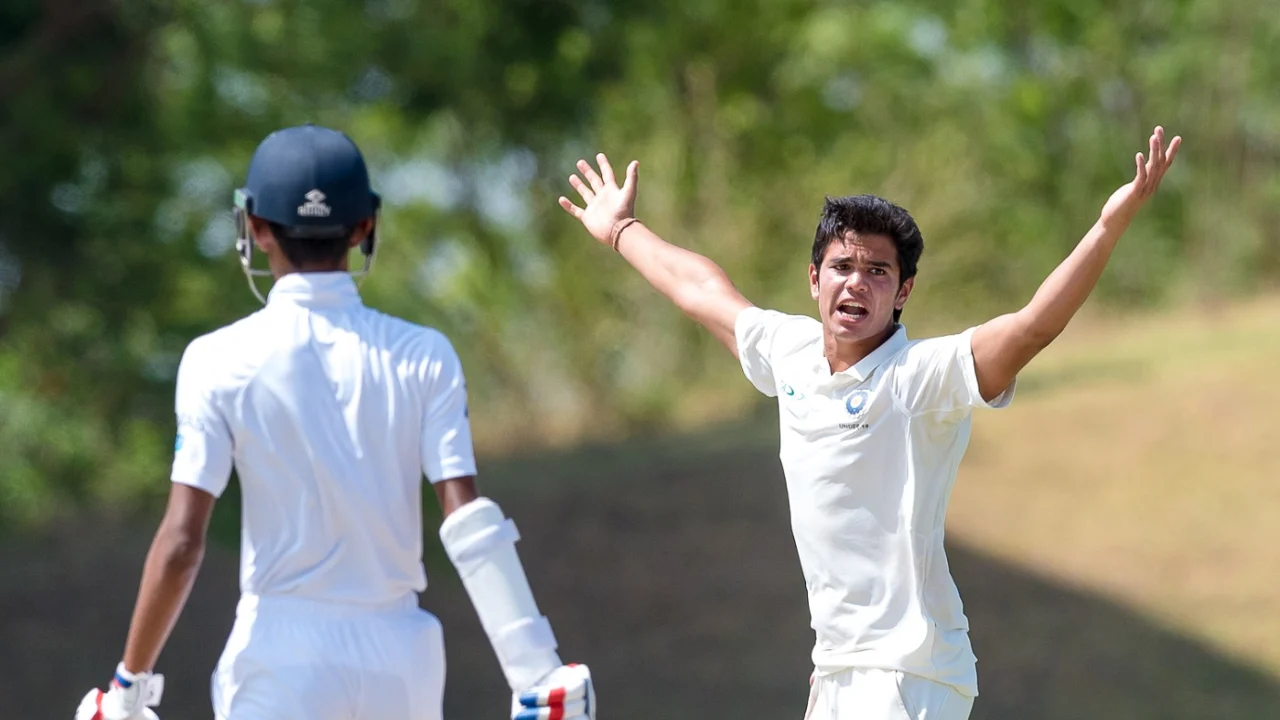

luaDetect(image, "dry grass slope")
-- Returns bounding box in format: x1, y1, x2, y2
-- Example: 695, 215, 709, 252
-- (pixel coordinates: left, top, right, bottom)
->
949, 294, 1280, 677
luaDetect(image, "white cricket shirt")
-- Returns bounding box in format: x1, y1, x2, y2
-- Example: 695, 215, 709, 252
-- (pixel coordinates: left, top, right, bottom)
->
170, 272, 476, 607
735, 307, 1015, 697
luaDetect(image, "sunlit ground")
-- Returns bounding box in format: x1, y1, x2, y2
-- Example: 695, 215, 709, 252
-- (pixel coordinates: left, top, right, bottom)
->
948, 293, 1280, 678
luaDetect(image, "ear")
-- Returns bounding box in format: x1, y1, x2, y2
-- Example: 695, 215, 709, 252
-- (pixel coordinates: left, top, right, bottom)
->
809, 263, 820, 301
248, 215, 275, 253
895, 277, 915, 312
350, 217, 375, 250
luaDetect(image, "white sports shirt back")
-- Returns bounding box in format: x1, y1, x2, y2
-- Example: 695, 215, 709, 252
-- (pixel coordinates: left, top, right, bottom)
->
735, 307, 1015, 698
170, 272, 476, 607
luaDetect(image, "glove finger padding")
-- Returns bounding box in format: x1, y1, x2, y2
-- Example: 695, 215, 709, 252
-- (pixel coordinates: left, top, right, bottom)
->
514, 698, 588, 720
518, 664, 592, 706
513, 664, 594, 720
75, 689, 103, 720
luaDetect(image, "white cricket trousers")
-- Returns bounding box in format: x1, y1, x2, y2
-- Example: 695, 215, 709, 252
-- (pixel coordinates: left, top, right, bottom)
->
804, 668, 974, 720
211, 593, 445, 720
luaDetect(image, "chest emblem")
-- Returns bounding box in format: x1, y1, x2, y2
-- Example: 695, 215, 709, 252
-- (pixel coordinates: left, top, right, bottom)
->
845, 389, 870, 417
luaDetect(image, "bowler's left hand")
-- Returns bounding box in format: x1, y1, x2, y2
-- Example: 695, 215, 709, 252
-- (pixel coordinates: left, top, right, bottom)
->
1099, 125, 1182, 230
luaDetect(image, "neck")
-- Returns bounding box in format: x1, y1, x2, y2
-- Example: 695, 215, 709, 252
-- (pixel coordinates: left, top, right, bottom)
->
823, 322, 898, 373
270, 261, 348, 279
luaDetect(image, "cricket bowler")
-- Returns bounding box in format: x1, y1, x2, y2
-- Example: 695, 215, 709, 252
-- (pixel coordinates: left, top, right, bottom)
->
558, 126, 1180, 718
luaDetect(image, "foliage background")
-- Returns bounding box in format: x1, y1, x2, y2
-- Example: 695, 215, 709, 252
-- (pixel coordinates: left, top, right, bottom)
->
2, 1, 1278, 717
5, 0, 1277, 527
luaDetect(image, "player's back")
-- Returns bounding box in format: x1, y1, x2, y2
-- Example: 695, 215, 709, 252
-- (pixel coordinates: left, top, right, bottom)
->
172, 272, 474, 607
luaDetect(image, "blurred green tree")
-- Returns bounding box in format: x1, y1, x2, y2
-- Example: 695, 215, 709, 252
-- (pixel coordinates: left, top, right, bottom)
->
1, 0, 1276, 530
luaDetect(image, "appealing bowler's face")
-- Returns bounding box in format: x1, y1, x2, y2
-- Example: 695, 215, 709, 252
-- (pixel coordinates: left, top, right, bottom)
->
810, 232, 913, 350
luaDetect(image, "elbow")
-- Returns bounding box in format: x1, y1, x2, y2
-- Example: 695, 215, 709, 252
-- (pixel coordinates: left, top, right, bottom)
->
156, 527, 206, 574
1026, 326, 1060, 354
688, 256, 732, 292
1014, 310, 1064, 353
675, 269, 734, 314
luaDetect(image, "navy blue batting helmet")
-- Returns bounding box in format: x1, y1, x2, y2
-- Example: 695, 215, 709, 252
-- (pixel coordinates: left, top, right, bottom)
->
236, 123, 380, 229
233, 124, 382, 302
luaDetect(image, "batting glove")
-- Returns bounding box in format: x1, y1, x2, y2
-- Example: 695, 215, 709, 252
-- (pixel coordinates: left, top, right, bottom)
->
75, 663, 164, 720
512, 663, 595, 720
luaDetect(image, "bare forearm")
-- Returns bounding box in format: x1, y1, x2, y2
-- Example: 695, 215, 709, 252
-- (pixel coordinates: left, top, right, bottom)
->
121, 529, 204, 672
614, 223, 750, 351
1017, 218, 1127, 344
615, 223, 732, 309
558, 155, 751, 352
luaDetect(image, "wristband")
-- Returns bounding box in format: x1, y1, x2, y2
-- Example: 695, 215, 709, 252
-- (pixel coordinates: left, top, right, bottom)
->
610, 218, 640, 251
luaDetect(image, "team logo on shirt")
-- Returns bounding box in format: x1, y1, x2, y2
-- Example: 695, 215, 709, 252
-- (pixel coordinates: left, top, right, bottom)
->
839, 389, 872, 431
845, 389, 870, 416
174, 434, 184, 452
781, 383, 806, 401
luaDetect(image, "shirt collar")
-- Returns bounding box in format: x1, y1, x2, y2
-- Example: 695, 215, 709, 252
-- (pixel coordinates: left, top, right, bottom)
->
816, 324, 910, 383
267, 272, 363, 308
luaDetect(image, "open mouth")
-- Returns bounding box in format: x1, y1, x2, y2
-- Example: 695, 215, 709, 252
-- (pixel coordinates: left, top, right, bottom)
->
836, 302, 869, 320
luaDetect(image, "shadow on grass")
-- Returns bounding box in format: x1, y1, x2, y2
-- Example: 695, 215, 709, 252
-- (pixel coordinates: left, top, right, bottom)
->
2, 416, 1276, 720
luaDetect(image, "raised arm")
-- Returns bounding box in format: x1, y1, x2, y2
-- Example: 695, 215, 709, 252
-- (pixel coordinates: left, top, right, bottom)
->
558, 154, 752, 356
971, 126, 1182, 401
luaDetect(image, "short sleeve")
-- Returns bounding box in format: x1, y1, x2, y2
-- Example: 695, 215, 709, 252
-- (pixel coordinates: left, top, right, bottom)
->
892, 326, 1016, 416
170, 339, 235, 497
734, 306, 792, 397
421, 338, 478, 483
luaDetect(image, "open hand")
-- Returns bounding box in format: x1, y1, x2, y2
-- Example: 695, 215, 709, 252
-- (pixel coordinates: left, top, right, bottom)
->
558, 153, 639, 246
1099, 126, 1182, 229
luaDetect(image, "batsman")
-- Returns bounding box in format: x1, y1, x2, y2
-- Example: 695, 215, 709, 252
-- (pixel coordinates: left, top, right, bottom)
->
75, 124, 596, 720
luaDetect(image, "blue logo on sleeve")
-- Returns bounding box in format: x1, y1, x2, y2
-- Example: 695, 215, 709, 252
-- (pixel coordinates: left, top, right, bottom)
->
174, 434, 185, 452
